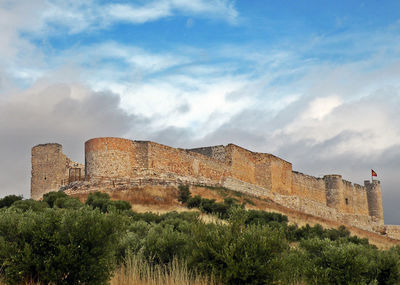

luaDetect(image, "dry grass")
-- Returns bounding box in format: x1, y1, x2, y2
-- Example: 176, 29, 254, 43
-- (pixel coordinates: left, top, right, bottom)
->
0, 281, 39, 285
71, 186, 183, 212
110, 255, 217, 285
1, 257, 217, 285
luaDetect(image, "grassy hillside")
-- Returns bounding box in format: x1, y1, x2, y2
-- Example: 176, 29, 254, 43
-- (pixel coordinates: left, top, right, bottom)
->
68, 184, 400, 249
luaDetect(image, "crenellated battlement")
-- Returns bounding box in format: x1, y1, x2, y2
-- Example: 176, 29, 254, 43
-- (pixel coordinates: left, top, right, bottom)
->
31, 137, 386, 231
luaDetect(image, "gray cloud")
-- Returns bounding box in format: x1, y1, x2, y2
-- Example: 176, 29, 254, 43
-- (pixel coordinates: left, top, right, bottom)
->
0, 82, 149, 198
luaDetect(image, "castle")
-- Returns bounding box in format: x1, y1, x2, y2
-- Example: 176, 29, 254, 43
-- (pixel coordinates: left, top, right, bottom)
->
31, 137, 400, 239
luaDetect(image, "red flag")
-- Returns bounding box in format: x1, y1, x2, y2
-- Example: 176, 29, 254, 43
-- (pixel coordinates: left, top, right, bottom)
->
372, 169, 377, 177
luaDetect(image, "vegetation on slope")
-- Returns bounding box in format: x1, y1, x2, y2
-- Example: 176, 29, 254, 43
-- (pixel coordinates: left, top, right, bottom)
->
0, 188, 400, 284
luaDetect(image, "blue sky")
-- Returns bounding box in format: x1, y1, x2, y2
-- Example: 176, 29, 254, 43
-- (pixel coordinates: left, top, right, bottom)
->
1, 0, 400, 223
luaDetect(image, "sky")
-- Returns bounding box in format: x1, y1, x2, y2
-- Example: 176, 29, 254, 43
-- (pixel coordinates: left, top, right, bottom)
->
1, 0, 400, 223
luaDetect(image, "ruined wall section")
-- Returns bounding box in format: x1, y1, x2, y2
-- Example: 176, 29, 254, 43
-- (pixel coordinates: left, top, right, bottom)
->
341, 181, 369, 216
342, 180, 355, 214
66, 158, 85, 183
270, 155, 292, 195
385, 225, 400, 240
224, 144, 292, 194
225, 144, 256, 185
147, 142, 230, 182
291, 172, 326, 204
133, 141, 149, 170
254, 154, 272, 192
31, 143, 83, 200
352, 184, 369, 216
188, 145, 227, 162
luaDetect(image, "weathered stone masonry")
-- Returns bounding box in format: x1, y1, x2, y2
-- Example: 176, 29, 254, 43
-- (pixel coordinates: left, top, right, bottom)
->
31, 137, 399, 238
31, 143, 84, 200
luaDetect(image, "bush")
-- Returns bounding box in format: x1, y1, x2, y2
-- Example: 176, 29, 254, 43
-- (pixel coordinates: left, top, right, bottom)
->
43, 191, 68, 208
178, 185, 191, 203
0, 195, 23, 208
54, 196, 83, 209
199, 198, 217, 214
109, 200, 131, 212
211, 202, 230, 219
300, 238, 378, 284
245, 210, 288, 226
0, 207, 124, 284
190, 221, 288, 284
376, 246, 400, 284
187, 195, 202, 208
224, 197, 238, 207
142, 224, 190, 264
85, 192, 131, 213
185, 194, 238, 219
116, 220, 151, 261
10, 199, 49, 212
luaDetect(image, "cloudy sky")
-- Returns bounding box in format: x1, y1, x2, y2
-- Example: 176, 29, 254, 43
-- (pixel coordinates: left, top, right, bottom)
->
1, 0, 400, 223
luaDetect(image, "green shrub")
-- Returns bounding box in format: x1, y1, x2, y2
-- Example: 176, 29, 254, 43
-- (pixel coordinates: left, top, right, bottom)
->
54, 196, 83, 209
300, 238, 378, 285
223, 197, 238, 206
190, 221, 288, 284
199, 198, 216, 214
245, 210, 288, 226
10, 199, 49, 212
187, 195, 202, 208
116, 220, 151, 261
286, 223, 369, 245
0, 195, 23, 208
376, 246, 400, 284
142, 224, 190, 264
178, 185, 191, 203
43, 191, 83, 209
109, 200, 131, 212
86, 192, 110, 212
0, 207, 124, 285
42, 191, 68, 207
84, 192, 131, 213
211, 202, 230, 219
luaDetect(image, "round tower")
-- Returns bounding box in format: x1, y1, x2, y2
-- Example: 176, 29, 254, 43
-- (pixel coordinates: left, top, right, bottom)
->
364, 180, 384, 223
85, 137, 135, 180
324, 174, 345, 211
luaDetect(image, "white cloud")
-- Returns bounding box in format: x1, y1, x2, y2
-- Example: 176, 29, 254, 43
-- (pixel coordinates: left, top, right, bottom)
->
38, 0, 238, 35
116, 74, 253, 134
106, 0, 238, 26
301, 96, 343, 120
108, 2, 171, 24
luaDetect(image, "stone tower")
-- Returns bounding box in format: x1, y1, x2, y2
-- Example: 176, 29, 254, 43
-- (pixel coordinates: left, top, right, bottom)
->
31, 144, 67, 200
31, 143, 85, 200
365, 180, 384, 223
85, 137, 136, 180
324, 174, 345, 211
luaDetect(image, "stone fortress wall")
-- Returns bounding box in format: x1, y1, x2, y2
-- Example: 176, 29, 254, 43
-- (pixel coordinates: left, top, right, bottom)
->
31, 137, 398, 238
31, 143, 84, 200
